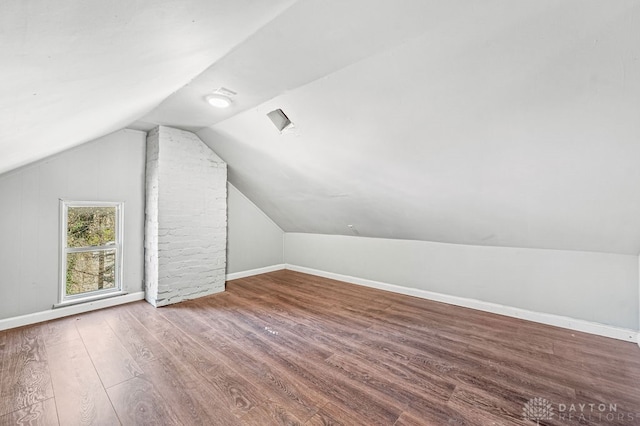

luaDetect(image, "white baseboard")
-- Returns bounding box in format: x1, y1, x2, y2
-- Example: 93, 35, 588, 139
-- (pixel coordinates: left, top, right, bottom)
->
1, 262, 288, 331
285, 264, 639, 343
0, 292, 145, 331
3, 265, 636, 344
226, 264, 286, 281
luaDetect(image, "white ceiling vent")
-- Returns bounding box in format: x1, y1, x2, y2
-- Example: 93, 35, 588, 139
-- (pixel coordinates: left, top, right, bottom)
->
213, 87, 237, 97
267, 109, 294, 133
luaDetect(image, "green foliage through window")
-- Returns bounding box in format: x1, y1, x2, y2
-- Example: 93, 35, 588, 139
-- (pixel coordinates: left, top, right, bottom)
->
64, 205, 120, 298
67, 207, 116, 248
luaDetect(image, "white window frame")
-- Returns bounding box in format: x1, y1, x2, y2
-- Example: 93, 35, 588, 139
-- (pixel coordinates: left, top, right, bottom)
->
58, 200, 125, 306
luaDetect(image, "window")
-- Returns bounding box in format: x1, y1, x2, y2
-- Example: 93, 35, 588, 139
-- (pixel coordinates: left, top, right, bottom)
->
59, 201, 124, 304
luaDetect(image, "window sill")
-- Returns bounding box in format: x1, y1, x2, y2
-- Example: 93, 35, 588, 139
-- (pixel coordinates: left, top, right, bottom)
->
53, 290, 129, 309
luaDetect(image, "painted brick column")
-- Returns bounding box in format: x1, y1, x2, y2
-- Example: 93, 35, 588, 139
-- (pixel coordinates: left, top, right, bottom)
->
145, 126, 227, 307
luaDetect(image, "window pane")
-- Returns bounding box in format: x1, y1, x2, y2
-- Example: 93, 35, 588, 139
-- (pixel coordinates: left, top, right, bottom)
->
66, 250, 116, 295
67, 206, 116, 248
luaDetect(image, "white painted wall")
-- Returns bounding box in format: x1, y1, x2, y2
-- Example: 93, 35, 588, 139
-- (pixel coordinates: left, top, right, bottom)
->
0, 129, 146, 320
227, 184, 283, 274
285, 233, 639, 330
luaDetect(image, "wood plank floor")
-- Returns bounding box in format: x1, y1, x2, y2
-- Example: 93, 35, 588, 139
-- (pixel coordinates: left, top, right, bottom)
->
1, 270, 639, 425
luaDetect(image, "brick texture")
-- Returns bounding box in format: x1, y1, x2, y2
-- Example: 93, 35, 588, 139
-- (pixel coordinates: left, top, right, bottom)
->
145, 126, 227, 307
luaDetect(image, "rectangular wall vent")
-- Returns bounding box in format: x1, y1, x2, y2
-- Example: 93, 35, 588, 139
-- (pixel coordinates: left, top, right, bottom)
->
267, 109, 294, 132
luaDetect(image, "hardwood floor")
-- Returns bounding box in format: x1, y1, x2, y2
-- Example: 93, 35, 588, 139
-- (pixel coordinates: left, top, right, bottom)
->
1, 270, 639, 425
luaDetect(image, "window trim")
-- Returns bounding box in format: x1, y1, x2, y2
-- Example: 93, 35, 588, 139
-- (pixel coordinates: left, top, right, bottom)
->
58, 200, 125, 305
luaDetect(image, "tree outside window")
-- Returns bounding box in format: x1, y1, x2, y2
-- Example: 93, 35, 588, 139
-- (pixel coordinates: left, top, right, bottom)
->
60, 201, 123, 302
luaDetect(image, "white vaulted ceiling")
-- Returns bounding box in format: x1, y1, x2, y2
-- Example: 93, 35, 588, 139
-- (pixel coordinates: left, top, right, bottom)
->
3, 1, 640, 254
0, 0, 295, 172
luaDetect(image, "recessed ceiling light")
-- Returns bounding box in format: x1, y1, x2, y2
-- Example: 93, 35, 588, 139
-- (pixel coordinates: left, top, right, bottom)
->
205, 94, 232, 108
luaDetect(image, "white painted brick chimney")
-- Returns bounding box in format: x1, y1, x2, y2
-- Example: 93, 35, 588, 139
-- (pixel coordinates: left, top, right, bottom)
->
145, 126, 227, 307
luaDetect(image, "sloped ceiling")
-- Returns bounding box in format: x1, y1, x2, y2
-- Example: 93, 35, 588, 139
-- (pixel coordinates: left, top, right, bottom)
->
0, 0, 295, 173
4, 1, 640, 255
